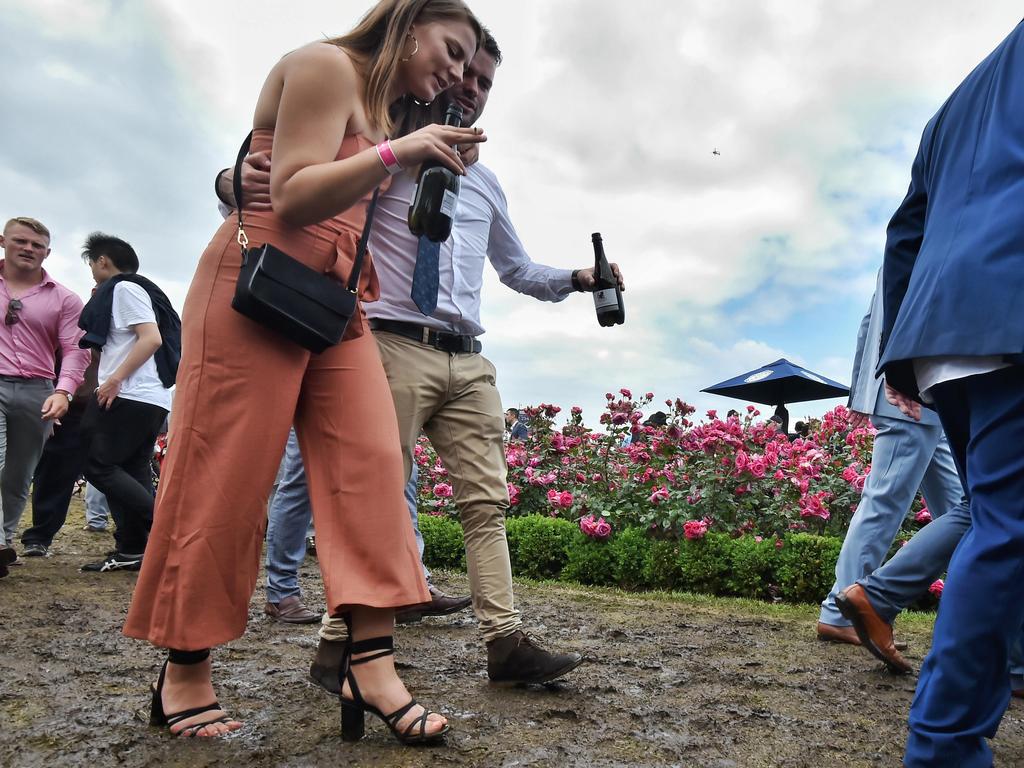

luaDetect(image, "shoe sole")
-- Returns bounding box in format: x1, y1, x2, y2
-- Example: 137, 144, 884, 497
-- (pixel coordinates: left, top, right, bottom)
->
835, 593, 912, 675
398, 600, 473, 624
489, 654, 586, 686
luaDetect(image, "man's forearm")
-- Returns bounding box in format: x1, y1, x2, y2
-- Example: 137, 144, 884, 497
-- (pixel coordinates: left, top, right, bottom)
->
110, 328, 162, 384
215, 167, 237, 209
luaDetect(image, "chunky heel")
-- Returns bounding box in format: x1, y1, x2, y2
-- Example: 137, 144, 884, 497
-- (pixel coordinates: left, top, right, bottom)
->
340, 701, 365, 741
149, 652, 237, 737
338, 634, 449, 745
149, 662, 169, 726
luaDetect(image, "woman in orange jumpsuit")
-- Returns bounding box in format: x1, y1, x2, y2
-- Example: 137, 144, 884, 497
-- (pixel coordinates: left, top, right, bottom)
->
123, 0, 486, 744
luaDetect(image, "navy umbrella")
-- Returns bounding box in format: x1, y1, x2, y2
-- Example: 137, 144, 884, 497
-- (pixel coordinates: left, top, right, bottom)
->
702, 358, 849, 433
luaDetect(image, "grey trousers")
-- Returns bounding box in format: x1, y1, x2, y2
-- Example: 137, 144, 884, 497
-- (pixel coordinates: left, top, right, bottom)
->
0, 376, 54, 543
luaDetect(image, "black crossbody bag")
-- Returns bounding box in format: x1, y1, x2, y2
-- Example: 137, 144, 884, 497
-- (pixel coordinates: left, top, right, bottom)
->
230, 131, 380, 353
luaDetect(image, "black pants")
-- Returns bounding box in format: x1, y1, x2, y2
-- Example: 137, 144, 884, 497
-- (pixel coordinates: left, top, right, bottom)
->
20, 406, 92, 547
85, 397, 168, 555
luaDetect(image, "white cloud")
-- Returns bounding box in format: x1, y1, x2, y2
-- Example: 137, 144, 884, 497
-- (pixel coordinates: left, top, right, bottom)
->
2, 0, 1021, 429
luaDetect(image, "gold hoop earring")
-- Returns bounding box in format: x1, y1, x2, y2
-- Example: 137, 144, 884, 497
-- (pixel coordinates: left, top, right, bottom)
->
400, 34, 419, 62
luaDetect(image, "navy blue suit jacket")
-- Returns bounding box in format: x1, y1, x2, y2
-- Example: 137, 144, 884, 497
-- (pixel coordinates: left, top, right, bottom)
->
878, 22, 1024, 397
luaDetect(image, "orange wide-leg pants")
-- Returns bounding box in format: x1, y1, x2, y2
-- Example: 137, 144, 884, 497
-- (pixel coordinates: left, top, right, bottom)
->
123, 211, 428, 651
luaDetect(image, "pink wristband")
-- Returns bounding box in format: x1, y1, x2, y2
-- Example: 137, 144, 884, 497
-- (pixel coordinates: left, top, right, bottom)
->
376, 140, 403, 175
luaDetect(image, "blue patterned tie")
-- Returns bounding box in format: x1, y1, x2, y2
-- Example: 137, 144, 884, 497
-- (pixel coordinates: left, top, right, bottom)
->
411, 235, 440, 316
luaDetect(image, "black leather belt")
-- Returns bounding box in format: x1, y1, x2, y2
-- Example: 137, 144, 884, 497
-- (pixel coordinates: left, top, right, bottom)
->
369, 319, 482, 353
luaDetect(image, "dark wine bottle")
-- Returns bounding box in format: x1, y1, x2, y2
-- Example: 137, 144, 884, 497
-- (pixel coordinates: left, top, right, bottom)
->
592, 232, 624, 326
408, 104, 463, 242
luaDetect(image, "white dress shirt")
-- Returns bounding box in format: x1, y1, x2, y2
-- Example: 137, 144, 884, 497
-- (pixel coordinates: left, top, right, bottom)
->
367, 163, 575, 336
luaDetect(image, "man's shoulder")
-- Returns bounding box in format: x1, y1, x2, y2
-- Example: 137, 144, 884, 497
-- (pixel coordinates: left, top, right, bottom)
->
466, 162, 502, 194
42, 273, 84, 310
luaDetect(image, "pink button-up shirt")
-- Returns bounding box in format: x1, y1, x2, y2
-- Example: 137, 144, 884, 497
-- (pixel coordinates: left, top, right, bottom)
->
0, 261, 89, 394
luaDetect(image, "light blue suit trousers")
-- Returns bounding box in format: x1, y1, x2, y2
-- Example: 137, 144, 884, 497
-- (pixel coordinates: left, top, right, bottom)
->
819, 414, 963, 626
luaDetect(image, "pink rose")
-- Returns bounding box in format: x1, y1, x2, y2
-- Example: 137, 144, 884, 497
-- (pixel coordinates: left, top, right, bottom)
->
683, 519, 708, 540
748, 456, 767, 478
775, 539, 784, 550
611, 412, 628, 425
746, 405, 756, 413
649, 486, 670, 505
842, 466, 858, 483
507, 483, 520, 506
620, 388, 633, 398
580, 514, 611, 540
546, 489, 573, 509
571, 406, 582, 415
915, 507, 932, 524
929, 579, 944, 597
432, 482, 453, 498
734, 451, 749, 471
645, 392, 654, 400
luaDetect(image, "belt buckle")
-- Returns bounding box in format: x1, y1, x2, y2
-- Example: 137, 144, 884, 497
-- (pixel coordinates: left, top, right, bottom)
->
420, 327, 431, 345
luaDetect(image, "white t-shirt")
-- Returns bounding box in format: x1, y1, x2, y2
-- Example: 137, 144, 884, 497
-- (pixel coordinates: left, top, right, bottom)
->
98, 282, 172, 411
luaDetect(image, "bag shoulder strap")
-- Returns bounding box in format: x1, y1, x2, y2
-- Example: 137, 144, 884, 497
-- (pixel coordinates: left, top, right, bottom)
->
231, 130, 380, 290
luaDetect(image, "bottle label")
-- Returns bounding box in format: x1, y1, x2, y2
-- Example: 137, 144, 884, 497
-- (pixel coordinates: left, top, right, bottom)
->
440, 189, 457, 218
594, 289, 618, 310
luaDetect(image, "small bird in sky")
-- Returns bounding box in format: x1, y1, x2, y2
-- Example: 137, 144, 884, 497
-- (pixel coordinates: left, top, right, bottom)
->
712, 148, 721, 156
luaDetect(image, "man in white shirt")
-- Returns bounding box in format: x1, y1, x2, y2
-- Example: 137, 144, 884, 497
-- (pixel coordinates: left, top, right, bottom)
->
78, 233, 176, 573
227, 32, 622, 684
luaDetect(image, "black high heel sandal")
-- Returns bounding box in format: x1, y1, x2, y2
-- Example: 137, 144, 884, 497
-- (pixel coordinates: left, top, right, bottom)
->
149, 650, 235, 737
338, 635, 449, 745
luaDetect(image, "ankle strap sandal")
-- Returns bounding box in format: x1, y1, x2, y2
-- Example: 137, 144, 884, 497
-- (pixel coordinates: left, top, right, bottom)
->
339, 635, 449, 745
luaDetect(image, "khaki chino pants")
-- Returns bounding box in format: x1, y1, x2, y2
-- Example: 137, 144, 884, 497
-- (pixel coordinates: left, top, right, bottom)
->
322, 330, 521, 643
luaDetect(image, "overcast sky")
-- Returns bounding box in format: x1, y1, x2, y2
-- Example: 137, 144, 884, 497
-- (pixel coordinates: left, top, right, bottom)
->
2, 1, 1022, 425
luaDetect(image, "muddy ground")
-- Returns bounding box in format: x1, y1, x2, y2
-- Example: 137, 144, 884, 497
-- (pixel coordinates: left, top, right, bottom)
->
2, 499, 1023, 768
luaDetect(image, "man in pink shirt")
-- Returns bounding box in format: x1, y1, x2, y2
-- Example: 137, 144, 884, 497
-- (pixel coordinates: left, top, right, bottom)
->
0, 217, 89, 574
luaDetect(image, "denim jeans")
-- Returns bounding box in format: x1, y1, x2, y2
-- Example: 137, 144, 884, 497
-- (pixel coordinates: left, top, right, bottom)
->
84, 483, 110, 530
264, 429, 427, 603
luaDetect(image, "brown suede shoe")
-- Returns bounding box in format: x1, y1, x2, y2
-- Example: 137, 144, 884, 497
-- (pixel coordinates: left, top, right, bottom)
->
836, 584, 913, 674
487, 630, 584, 684
309, 637, 346, 695
395, 584, 472, 624
264, 595, 319, 624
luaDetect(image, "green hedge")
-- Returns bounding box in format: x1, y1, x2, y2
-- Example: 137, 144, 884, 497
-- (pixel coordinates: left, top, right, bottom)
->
418, 514, 846, 604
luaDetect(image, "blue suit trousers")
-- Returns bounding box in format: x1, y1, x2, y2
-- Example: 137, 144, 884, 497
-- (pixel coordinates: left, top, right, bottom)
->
905, 365, 1024, 767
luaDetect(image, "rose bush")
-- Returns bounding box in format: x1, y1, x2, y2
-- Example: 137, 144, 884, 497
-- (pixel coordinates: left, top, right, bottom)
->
415, 390, 929, 543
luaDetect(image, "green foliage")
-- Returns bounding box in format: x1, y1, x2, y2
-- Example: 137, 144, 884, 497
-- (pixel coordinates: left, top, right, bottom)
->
677, 532, 733, 595
775, 533, 843, 603
726, 535, 777, 599
609, 526, 650, 590
420, 513, 859, 608
645, 539, 682, 590
419, 514, 465, 569
562, 532, 617, 586
505, 515, 575, 580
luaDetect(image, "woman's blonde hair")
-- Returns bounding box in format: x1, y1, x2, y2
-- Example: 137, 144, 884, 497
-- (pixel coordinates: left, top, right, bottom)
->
328, 0, 482, 135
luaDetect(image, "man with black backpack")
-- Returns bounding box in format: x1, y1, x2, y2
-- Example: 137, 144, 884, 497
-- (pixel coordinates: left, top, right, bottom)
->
78, 233, 179, 573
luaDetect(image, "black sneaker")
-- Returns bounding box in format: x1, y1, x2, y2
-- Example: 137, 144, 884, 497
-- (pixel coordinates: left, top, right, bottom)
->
81, 551, 143, 572
22, 543, 49, 558
486, 630, 584, 684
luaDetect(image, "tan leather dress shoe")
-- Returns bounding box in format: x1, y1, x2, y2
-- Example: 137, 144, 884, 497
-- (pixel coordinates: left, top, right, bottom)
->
817, 621, 862, 645
264, 595, 320, 624
836, 584, 913, 674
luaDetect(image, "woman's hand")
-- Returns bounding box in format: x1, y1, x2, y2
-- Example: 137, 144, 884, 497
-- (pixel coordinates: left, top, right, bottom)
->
390, 124, 486, 176
240, 151, 273, 210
